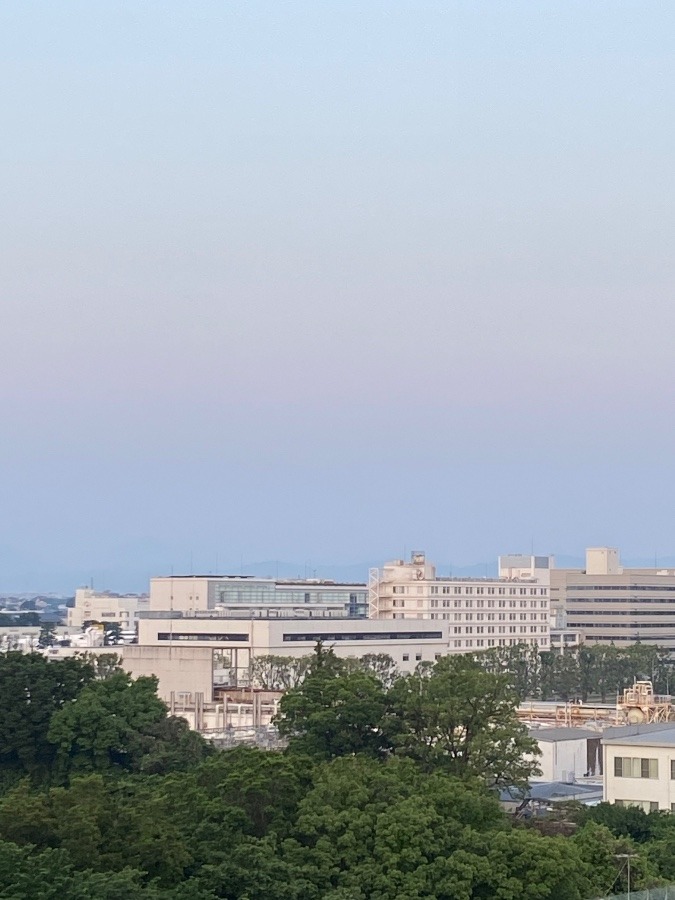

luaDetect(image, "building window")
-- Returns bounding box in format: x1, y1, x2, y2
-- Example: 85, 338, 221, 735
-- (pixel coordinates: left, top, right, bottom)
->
614, 757, 658, 779
671, 759, 675, 780
402, 654, 409, 661
415, 653, 422, 661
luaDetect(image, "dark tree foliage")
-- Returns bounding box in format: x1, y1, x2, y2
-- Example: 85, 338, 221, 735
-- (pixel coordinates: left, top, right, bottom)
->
1, 647, 673, 898
0, 652, 95, 782
474, 641, 675, 703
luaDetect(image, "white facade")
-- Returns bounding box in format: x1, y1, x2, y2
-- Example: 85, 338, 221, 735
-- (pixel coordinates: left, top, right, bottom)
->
528, 728, 600, 782
137, 613, 451, 693
551, 548, 675, 650
499, 555, 553, 584
371, 553, 549, 651
603, 725, 675, 812
67, 588, 149, 630
586, 547, 621, 576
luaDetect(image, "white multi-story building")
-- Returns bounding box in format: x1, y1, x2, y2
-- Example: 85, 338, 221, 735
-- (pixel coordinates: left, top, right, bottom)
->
67, 588, 149, 631
552, 547, 675, 650
370, 552, 549, 651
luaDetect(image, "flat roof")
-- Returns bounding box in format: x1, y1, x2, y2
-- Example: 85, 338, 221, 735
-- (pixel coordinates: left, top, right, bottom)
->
500, 781, 603, 803
603, 723, 675, 746
151, 575, 367, 586
528, 728, 599, 742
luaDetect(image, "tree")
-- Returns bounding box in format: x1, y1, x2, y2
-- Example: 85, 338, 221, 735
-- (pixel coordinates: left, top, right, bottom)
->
275, 645, 393, 759
249, 655, 310, 690
0, 652, 95, 782
47, 671, 208, 780
357, 653, 399, 688
103, 622, 124, 646
37, 622, 57, 648
573, 822, 658, 897
277, 756, 588, 900
389, 654, 540, 787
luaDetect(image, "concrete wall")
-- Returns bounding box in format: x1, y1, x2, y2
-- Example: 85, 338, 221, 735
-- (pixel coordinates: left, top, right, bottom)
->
603, 742, 675, 811
122, 645, 214, 702
149, 578, 212, 613
532, 738, 590, 782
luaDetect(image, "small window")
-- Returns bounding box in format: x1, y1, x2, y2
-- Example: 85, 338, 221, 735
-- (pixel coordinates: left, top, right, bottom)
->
415, 653, 422, 661
650, 802, 659, 812
402, 654, 409, 662
434, 653, 441, 660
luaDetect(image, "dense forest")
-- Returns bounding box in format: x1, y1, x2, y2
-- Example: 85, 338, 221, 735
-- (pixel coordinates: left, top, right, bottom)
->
1, 647, 674, 899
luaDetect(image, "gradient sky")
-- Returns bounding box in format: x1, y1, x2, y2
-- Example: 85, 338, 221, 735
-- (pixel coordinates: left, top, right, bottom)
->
2, 2, 675, 591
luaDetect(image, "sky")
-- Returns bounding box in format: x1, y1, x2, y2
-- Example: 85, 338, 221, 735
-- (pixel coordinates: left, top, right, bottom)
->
1, 2, 675, 592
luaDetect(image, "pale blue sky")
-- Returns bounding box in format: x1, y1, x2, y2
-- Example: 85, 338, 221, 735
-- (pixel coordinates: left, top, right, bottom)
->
2, 2, 675, 591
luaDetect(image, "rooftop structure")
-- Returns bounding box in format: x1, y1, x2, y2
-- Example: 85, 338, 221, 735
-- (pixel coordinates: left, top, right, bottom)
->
370, 552, 549, 651
149, 575, 367, 618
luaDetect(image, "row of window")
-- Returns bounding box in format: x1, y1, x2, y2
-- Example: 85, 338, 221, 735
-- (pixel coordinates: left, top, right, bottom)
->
615, 800, 661, 812
613, 757, 660, 779
566, 610, 675, 616
452, 625, 546, 634
452, 637, 546, 648
393, 586, 547, 596
568, 621, 675, 629
158, 632, 249, 642
568, 584, 675, 592
282, 631, 443, 642
567, 597, 675, 605
393, 598, 548, 610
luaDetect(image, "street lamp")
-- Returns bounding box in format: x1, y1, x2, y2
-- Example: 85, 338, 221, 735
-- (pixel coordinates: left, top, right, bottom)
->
615, 853, 637, 900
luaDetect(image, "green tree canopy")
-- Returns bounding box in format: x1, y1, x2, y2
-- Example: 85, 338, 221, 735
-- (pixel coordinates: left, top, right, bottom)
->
389, 654, 540, 787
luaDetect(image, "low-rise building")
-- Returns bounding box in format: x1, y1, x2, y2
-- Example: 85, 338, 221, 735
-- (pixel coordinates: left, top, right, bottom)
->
602, 723, 675, 811
137, 612, 450, 696
527, 727, 602, 781
67, 588, 149, 631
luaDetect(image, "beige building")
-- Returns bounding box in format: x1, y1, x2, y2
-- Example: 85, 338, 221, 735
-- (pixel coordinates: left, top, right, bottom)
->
551, 548, 675, 650
137, 613, 451, 698
370, 552, 549, 651
148, 575, 367, 617
603, 724, 675, 812
67, 588, 149, 631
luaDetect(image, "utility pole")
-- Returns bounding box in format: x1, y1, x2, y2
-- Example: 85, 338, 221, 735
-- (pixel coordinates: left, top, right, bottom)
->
616, 853, 637, 899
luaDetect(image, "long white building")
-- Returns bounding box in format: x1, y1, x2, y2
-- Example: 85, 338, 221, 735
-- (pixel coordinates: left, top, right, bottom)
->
552, 547, 675, 651
370, 552, 550, 651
